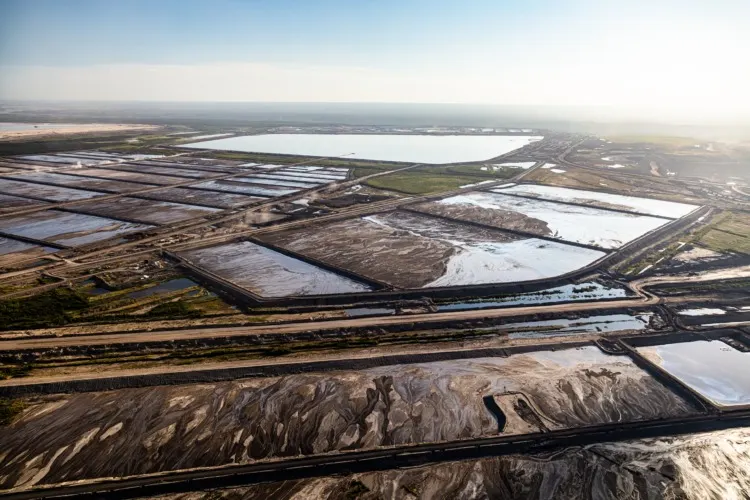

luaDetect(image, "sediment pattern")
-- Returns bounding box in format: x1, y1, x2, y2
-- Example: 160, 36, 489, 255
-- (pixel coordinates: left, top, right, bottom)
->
0, 347, 693, 489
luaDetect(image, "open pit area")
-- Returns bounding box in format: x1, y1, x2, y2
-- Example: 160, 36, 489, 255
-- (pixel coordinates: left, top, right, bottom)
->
1, 124, 749, 499
261, 210, 606, 289
151, 427, 750, 500
0, 345, 695, 490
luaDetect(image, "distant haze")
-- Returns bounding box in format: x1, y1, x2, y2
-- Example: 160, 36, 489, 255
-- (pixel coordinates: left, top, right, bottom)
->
1, 0, 749, 125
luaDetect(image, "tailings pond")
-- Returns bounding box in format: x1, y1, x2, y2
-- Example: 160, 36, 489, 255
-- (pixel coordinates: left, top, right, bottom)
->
0, 210, 153, 246
637, 340, 750, 408
431, 192, 670, 249
181, 134, 543, 164
0, 346, 693, 489
0, 178, 105, 202
180, 241, 372, 297
263, 211, 605, 288
495, 184, 698, 218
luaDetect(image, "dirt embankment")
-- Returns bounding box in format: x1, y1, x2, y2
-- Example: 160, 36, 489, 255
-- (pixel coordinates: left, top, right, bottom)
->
0, 348, 693, 490
263, 217, 457, 288
410, 201, 552, 236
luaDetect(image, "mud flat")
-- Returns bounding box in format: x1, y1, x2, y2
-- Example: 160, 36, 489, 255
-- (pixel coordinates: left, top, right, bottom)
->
165, 427, 750, 500
0, 237, 55, 266
496, 184, 699, 218
71, 197, 221, 225
233, 176, 321, 189
0, 178, 104, 202
64, 168, 185, 185
424, 237, 604, 287
0, 194, 48, 213
266, 211, 605, 288
436, 281, 629, 311
0, 346, 693, 489
103, 164, 217, 179
0, 210, 153, 246
437, 191, 670, 249
638, 340, 750, 408
411, 198, 552, 235
273, 172, 348, 182
504, 313, 653, 339
181, 241, 372, 297
136, 188, 262, 209
181, 134, 543, 164
5, 171, 153, 193
251, 171, 345, 182
192, 180, 297, 197
129, 160, 236, 174
12, 154, 104, 166
264, 212, 478, 288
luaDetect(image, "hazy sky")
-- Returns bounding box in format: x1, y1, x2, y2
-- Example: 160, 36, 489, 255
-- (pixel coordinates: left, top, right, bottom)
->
1, 0, 748, 121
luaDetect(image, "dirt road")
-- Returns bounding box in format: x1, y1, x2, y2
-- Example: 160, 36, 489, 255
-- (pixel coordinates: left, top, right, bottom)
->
0, 295, 660, 351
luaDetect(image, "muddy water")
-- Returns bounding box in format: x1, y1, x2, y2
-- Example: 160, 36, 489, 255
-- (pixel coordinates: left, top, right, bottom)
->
6, 172, 150, 193
258, 171, 346, 181
496, 184, 698, 218
0, 237, 54, 257
0, 210, 153, 246
192, 180, 297, 197
638, 341, 750, 407
137, 188, 262, 208
0, 194, 48, 212
72, 197, 221, 225
266, 211, 605, 288
0, 178, 104, 202
233, 176, 321, 189
105, 165, 216, 179
424, 238, 605, 287
436, 192, 670, 249
188, 427, 750, 500
504, 313, 652, 338
264, 213, 478, 288
16, 154, 98, 165
0, 347, 693, 489
436, 282, 629, 311
181, 241, 372, 297
365, 211, 604, 286
126, 278, 198, 299
66, 168, 184, 185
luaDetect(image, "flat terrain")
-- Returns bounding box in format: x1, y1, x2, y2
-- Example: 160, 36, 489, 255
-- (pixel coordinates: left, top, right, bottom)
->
0, 123, 158, 141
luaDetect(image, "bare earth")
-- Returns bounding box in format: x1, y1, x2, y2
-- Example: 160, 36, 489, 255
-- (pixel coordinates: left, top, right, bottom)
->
0, 123, 159, 141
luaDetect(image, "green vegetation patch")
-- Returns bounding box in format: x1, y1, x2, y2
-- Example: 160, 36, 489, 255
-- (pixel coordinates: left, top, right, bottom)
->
146, 301, 198, 318
365, 170, 480, 195
0, 399, 26, 426
447, 163, 520, 178
0, 288, 89, 330
700, 229, 750, 254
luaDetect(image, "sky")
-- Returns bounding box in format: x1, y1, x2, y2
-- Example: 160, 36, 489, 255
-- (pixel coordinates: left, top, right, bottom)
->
0, 0, 749, 122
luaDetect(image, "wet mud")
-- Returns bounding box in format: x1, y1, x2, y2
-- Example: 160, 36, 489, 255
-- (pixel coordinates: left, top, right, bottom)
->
0, 347, 694, 489
158, 427, 750, 500
71, 197, 221, 225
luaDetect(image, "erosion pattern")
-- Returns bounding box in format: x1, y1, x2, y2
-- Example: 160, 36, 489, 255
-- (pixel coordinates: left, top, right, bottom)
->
181, 241, 370, 297
153, 428, 750, 500
0, 348, 694, 489
263, 211, 521, 288
411, 201, 552, 236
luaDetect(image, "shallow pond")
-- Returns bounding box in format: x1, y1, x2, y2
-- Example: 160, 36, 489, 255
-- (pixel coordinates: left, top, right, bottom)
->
182, 241, 372, 297
182, 134, 543, 164
495, 184, 698, 218
638, 340, 750, 407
